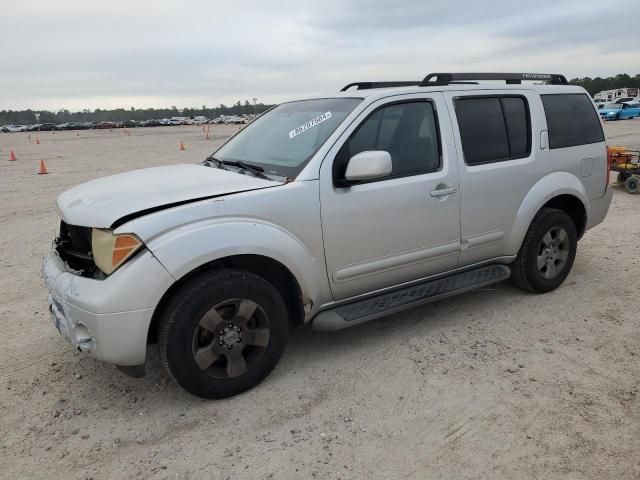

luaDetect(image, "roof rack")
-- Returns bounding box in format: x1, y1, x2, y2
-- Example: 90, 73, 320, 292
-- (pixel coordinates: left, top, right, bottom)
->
340, 81, 421, 92
420, 72, 568, 86
339, 73, 569, 92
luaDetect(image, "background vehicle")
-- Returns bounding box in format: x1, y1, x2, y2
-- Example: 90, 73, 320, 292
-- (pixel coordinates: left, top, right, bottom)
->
43, 72, 612, 399
2, 124, 28, 132
599, 102, 640, 120
37, 123, 58, 131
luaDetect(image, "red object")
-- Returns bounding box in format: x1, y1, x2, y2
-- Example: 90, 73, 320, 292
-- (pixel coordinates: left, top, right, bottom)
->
179, 141, 185, 151
36, 137, 40, 145
9, 150, 16, 161
38, 159, 48, 175
605, 146, 611, 190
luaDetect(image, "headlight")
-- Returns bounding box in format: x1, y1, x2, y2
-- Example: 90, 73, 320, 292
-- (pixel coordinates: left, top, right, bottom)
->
91, 228, 143, 275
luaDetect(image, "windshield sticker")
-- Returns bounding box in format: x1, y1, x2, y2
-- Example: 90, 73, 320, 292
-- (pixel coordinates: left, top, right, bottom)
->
289, 111, 332, 139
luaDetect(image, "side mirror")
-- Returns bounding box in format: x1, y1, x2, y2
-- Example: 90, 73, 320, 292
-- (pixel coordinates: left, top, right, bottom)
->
344, 151, 392, 182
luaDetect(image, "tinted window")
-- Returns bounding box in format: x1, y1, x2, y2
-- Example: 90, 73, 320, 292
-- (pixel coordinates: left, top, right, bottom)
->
334, 101, 440, 182
501, 97, 529, 158
541, 94, 605, 149
454, 96, 530, 165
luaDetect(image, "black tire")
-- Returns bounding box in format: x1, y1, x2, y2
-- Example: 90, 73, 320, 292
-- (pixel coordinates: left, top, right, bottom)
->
617, 172, 630, 185
158, 269, 289, 399
511, 208, 577, 293
625, 175, 640, 194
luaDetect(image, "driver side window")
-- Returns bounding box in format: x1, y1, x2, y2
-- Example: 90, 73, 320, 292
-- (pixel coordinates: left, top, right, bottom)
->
333, 100, 441, 183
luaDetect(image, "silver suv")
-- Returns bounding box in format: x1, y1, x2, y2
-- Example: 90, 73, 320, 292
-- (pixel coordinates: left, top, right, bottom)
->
43, 72, 612, 398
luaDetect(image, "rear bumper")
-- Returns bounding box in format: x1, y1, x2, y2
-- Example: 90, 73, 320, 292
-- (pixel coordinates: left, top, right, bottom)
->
586, 187, 613, 231
42, 248, 175, 366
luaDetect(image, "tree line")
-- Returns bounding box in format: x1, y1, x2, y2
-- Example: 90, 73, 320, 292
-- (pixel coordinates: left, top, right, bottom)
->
2, 74, 639, 125
568, 73, 640, 96
0, 100, 275, 126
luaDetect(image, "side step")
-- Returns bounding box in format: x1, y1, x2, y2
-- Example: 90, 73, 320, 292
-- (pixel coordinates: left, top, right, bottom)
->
312, 264, 511, 331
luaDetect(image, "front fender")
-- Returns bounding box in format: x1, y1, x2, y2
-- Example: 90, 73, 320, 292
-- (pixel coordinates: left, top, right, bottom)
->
505, 171, 589, 255
145, 218, 330, 309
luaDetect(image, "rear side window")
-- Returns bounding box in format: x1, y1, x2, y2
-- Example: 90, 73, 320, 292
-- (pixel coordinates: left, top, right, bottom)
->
454, 96, 531, 165
541, 94, 604, 149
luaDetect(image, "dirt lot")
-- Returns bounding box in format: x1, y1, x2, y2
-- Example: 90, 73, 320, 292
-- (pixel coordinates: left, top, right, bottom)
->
1, 121, 639, 480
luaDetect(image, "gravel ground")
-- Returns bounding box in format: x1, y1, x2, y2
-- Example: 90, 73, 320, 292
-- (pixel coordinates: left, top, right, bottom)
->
0, 121, 639, 480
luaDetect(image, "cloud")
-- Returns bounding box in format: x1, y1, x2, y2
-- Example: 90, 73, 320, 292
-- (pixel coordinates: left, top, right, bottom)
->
1, 0, 637, 111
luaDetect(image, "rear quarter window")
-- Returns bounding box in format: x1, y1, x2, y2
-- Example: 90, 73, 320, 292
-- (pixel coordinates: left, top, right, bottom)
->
454, 96, 531, 165
541, 94, 605, 149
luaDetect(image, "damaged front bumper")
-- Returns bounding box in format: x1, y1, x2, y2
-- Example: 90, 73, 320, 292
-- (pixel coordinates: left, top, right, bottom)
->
42, 247, 175, 368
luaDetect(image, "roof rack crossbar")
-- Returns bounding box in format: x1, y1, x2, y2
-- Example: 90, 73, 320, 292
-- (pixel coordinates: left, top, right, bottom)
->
420, 72, 568, 86
340, 81, 421, 92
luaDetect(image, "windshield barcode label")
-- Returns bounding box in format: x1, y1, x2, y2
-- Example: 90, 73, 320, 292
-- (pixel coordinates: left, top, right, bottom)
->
289, 111, 332, 139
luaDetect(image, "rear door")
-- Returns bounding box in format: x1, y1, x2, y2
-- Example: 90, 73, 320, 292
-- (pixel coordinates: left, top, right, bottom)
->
445, 90, 546, 264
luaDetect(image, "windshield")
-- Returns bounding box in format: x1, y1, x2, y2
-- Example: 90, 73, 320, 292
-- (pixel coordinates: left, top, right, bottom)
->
212, 98, 362, 178
603, 103, 622, 109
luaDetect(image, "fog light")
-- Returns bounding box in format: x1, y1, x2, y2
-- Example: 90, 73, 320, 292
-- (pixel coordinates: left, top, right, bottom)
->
74, 323, 95, 352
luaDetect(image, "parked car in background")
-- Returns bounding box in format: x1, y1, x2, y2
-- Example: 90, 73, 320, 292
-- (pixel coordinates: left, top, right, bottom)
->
1, 124, 28, 132
94, 121, 116, 129
38, 123, 58, 131
122, 120, 137, 128
43, 72, 612, 399
141, 119, 162, 127
223, 115, 246, 124
26, 124, 40, 131
599, 102, 640, 120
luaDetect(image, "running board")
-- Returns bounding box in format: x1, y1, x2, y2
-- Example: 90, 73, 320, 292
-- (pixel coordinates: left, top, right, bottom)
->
312, 264, 511, 331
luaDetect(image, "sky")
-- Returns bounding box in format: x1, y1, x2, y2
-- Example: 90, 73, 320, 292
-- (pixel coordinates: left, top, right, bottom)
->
1, 0, 638, 112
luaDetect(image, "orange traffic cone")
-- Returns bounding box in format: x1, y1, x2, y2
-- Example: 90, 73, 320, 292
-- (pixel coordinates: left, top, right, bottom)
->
76, 132, 79, 136
9, 150, 17, 161
36, 137, 40, 145
38, 159, 48, 175
205, 131, 210, 140
179, 141, 185, 151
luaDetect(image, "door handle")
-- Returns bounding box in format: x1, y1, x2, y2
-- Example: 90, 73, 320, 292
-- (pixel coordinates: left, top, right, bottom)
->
430, 186, 457, 197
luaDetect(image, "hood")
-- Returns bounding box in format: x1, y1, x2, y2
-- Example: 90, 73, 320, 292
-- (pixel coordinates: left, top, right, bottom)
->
56, 164, 282, 228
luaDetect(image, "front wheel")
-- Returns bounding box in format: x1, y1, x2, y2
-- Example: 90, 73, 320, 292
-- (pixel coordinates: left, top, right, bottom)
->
511, 208, 577, 293
159, 269, 289, 399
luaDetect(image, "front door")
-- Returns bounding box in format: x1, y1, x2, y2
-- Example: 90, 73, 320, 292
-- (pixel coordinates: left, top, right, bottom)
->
320, 93, 461, 300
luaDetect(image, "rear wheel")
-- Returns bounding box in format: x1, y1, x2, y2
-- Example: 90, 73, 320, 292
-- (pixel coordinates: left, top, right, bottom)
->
511, 208, 577, 293
159, 269, 289, 399
625, 175, 640, 194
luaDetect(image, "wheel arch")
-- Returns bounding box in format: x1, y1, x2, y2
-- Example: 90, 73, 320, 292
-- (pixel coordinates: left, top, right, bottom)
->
506, 172, 589, 254
148, 254, 306, 345
541, 194, 587, 239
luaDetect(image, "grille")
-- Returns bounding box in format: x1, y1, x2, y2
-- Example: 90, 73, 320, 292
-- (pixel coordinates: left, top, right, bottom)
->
56, 221, 96, 275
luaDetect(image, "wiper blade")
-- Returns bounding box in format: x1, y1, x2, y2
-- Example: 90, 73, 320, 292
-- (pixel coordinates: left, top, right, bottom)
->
221, 160, 264, 172
220, 160, 271, 180
204, 156, 279, 181
203, 156, 225, 169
